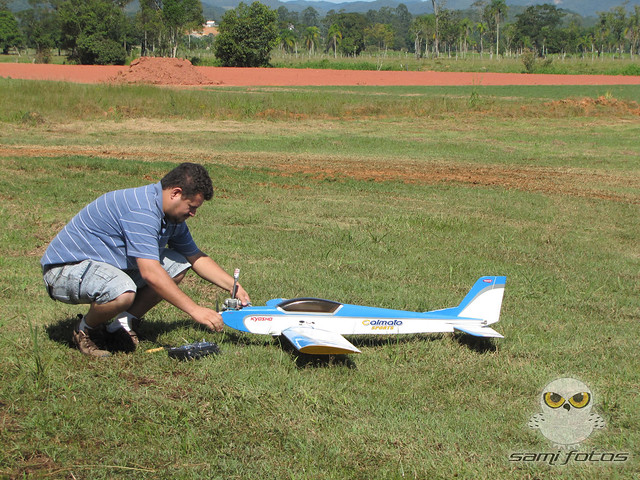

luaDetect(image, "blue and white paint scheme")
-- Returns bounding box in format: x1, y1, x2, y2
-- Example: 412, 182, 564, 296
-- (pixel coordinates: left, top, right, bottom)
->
221, 276, 506, 355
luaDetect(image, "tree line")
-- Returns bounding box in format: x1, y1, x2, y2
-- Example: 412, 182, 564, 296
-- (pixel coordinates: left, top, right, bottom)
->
1, 0, 639, 65
0, 0, 204, 64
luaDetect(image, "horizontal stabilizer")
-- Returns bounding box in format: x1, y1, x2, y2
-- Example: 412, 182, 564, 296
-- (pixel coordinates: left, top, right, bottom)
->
453, 324, 504, 338
281, 326, 361, 355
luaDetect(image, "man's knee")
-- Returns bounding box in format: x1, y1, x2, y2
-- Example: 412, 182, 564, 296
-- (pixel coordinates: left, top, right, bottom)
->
173, 269, 188, 285
43, 260, 137, 305
109, 290, 136, 310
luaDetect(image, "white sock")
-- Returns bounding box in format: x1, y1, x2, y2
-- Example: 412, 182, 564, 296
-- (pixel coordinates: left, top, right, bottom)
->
107, 312, 136, 333
77, 315, 91, 332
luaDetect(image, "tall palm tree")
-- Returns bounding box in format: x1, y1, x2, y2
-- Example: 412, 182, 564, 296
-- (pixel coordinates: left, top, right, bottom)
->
328, 23, 342, 58
279, 27, 297, 54
303, 26, 320, 55
460, 17, 472, 56
488, 0, 508, 56
431, 0, 440, 56
476, 21, 486, 55
627, 6, 640, 58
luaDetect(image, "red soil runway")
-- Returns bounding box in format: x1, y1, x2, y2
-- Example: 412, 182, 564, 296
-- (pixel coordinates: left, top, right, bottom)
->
1, 60, 640, 86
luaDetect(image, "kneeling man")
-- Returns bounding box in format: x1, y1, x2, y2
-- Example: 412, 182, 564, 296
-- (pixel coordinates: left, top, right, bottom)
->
41, 162, 250, 357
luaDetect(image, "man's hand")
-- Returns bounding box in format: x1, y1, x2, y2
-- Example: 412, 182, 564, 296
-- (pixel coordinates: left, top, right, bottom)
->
191, 306, 225, 332
234, 284, 251, 306
187, 253, 252, 307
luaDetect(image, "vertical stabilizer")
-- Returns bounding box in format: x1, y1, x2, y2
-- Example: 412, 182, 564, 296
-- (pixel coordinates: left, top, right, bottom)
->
433, 276, 506, 325
458, 276, 506, 324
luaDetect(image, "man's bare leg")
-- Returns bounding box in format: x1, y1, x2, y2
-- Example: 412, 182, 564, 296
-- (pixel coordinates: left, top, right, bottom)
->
103, 271, 189, 352
73, 291, 136, 357
84, 291, 136, 328
127, 270, 187, 320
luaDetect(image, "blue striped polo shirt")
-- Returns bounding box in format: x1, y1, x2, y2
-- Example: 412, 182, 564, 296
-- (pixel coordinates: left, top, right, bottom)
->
41, 182, 200, 270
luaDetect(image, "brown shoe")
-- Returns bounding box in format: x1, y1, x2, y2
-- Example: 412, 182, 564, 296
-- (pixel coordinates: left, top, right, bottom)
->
105, 326, 139, 352
73, 327, 111, 358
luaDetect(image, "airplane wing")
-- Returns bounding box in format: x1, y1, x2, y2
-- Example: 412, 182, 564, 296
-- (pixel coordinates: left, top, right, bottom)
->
281, 326, 361, 355
452, 324, 504, 338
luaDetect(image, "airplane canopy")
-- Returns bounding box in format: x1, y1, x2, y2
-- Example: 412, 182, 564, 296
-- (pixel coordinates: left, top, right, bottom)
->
277, 297, 342, 314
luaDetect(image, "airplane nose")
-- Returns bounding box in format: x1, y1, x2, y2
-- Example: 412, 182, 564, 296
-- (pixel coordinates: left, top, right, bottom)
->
563, 403, 571, 411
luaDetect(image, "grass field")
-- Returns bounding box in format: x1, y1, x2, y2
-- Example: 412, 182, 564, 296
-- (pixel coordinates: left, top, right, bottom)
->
0, 79, 638, 479
269, 51, 640, 76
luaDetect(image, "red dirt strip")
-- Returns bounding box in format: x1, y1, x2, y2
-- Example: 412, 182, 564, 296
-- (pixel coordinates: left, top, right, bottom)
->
1, 61, 640, 86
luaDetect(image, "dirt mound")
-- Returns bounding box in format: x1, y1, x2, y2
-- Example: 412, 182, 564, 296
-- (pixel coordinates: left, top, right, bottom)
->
544, 96, 640, 116
112, 56, 218, 85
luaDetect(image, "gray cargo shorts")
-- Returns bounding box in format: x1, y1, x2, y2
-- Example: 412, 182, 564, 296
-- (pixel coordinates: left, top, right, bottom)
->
42, 249, 191, 305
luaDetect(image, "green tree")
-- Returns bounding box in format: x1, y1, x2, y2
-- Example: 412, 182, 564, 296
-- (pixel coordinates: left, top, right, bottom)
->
578, 32, 595, 58
276, 5, 298, 30
431, 0, 441, 56
112, 0, 133, 53
17, 1, 60, 61
562, 17, 582, 55
459, 16, 472, 55
327, 22, 342, 58
0, 8, 22, 54
303, 25, 319, 54
513, 4, 565, 55
136, 0, 163, 56
485, 0, 507, 55
501, 20, 516, 56
365, 22, 394, 53
213, 1, 278, 67
162, 0, 204, 57
324, 12, 367, 56
410, 14, 434, 58
392, 4, 412, 51
475, 21, 486, 54
601, 6, 628, 55
58, 0, 126, 64
629, 6, 640, 58
279, 26, 297, 54
438, 8, 463, 56
300, 6, 319, 28
611, 6, 628, 54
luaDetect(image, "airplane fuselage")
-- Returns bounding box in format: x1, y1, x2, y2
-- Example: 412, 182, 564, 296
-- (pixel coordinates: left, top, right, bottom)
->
223, 303, 486, 336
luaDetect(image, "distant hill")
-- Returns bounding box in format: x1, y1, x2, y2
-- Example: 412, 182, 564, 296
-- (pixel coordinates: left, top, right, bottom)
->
506, 0, 639, 18
203, 0, 640, 19
8, 0, 640, 20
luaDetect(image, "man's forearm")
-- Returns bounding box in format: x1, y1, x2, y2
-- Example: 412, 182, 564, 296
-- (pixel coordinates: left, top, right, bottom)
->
188, 253, 251, 305
188, 253, 235, 292
138, 257, 224, 331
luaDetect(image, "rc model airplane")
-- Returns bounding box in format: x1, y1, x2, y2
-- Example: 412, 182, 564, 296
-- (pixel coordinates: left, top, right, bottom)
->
221, 274, 506, 355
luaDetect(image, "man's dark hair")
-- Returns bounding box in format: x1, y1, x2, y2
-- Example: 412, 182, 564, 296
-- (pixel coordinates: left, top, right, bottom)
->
161, 163, 214, 200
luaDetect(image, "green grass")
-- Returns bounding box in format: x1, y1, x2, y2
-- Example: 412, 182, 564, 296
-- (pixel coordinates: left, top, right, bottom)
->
0, 52, 68, 65
0, 80, 638, 479
1, 78, 639, 125
265, 50, 640, 76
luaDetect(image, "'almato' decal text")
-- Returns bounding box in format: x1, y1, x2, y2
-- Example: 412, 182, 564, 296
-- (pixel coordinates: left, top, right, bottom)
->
362, 319, 403, 328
